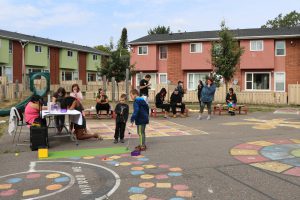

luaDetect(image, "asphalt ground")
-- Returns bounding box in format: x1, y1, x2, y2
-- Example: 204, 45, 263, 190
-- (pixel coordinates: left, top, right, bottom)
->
0, 110, 300, 200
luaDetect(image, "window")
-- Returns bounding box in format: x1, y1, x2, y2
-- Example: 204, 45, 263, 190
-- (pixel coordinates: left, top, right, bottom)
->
190, 43, 202, 53
61, 70, 78, 81
93, 54, 98, 60
136, 73, 156, 90
9, 41, 12, 54
274, 72, 285, 92
138, 46, 148, 55
187, 73, 209, 90
35, 45, 42, 53
245, 72, 270, 91
87, 72, 97, 82
67, 50, 73, 57
48, 47, 50, 58
4, 67, 12, 83
250, 40, 263, 51
159, 73, 167, 84
159, 46, 167, 59
275, 41, 286, 56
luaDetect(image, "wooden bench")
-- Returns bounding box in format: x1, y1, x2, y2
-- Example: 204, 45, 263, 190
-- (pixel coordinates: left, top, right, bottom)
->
84, 108, 116, 119
213, 104, 248, 115
151, 107, 189, 117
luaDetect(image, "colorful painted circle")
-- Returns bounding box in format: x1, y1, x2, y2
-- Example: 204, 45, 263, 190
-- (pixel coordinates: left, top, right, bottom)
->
231, 139, 300, 177
129, 194, 147, 200
46, 184, 63, 191
173, 184, 189, 191
139, 182, 155, 188
46, 173, 61, 179
0, 189, 18, 197
26, 173, 41, 179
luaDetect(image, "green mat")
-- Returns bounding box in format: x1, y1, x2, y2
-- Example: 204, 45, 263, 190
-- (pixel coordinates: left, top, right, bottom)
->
45, 147, 130, 159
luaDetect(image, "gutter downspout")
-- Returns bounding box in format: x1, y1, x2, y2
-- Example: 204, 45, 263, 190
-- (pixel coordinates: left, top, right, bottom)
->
19, 40, 29, 90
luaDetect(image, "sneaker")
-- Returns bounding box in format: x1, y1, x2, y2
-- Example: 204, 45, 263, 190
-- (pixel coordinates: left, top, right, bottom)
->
96, 114, 101, 119
120, 139, 125, 143
207, 115, 211, 120
163, 116, 169, 119
197, 115, 202, 120
113, 139, 118, 144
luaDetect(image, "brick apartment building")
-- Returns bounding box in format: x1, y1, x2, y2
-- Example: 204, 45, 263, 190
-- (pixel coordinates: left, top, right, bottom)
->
129, 27, 300, 93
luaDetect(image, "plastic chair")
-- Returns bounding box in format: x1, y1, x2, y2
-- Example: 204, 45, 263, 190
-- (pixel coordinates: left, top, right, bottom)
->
11, 107, 28, 145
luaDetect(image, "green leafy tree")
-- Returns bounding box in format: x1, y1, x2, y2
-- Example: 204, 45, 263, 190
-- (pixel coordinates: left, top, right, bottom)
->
261, 11, 300, 28
94, 45, 111, 54
211, 21, 244, 91
148, 25, 171, 35
119, 28, 128, 49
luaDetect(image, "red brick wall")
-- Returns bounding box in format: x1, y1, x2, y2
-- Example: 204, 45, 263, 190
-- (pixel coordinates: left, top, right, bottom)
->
12, 41, 22, 83
50, 47, 60, 84
167, 44, 183, 85
78, 52, 87, 85
286, 39, 300, 89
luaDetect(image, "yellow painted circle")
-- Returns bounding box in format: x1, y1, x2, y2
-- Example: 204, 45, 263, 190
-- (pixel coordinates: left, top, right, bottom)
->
46, 173, 61, 179
46, 184, 63, 191
83, 156, 95, 159
110, 156, 121, 159
139, 182, 155, 188
140, 174, 154, 179
169, 167, 183, 172
129, 194, 147, 200
135, 155, 144, 158
131, 167, 144, 171
143, 165, 156, 169
120, 162, 131, 166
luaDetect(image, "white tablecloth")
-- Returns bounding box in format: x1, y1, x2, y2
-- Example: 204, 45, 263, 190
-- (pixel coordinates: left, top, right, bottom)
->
42, 110, 83, 125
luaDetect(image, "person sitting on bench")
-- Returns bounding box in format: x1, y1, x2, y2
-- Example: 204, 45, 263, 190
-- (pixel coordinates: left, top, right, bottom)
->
155, 88, 170, 118
226, 88, 237, 116
95, 88, 110, 118
170, 88, 186, 118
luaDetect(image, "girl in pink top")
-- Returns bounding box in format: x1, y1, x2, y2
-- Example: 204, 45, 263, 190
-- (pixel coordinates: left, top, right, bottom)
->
24, 95, 42, 125
70, 84, 83, 102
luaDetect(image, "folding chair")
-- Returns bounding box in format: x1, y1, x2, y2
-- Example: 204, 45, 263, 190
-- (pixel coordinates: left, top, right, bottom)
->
11, 107, 28, 145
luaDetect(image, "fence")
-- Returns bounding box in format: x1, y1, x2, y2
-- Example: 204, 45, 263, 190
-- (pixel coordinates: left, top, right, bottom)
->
288, 84, 300, 105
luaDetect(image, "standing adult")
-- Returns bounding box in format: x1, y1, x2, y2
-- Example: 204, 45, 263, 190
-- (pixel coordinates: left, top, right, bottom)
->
70, 84, 83, 102
155, 88, 170, 118
139, 74, 151, 103
95, 88, 110, 118
52, 87, 66, 133
197, 80, 204, 119
198, 78, 216, 120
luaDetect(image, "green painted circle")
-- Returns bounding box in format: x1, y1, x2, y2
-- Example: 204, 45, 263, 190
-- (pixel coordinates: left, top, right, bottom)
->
291, 149, 300, 157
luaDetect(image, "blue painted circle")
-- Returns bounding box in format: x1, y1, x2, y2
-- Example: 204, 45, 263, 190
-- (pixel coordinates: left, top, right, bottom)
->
6, 177, 22, 183
168, 172, 182, 177
169, 198, 185, 200
130, 171, 145, 176
54, 177, 70, 183
137, 158, 149, 162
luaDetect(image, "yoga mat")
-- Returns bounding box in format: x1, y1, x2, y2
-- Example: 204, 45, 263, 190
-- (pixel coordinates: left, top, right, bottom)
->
45, 147, 130, 159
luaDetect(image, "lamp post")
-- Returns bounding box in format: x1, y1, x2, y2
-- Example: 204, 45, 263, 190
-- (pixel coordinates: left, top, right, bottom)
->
19, 40, 29, 90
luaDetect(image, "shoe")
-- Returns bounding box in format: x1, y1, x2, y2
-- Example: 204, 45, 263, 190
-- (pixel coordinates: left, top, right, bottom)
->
163, 116, 169, 119
173, 115, 177, 118
197, 115, 202, 120
113, 139, 118, 144
207, 115, 211, 120
120, 139, 125, 143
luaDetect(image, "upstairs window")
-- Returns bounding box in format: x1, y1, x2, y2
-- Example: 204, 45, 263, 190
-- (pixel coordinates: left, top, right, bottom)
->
93, 54, 98, 60
275, 41, 286, 56
138, 46, 148, 55
190, 43, 202, 53
67, 50, 73, 57
159, 46, 167, 59
35, 45, 42, 53
9, 41, 12, 54
250, 40, 263, 51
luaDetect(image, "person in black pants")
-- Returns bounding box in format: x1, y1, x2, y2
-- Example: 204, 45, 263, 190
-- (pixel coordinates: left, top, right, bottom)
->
155, 88, 170, 118
170, 89, 186, 118
114, 94, 129, 143
197, 80, 204, 119
95, 88, 110, 118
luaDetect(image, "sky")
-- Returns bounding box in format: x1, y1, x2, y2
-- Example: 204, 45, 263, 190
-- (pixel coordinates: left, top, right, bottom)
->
0, 0, 299, 48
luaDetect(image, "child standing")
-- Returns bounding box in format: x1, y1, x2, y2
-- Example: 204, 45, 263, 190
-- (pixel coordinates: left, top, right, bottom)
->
114, 94, 129, 143
130, 89, 149, 151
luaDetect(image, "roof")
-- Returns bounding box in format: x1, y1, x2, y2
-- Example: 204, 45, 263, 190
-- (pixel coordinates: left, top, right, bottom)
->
0, 29, 109, 56
129, 27, 300, 45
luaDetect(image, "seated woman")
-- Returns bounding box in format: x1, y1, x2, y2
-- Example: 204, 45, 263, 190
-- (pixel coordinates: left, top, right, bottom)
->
52, 87, 66, 133
63, 96, 102, 140
226, 88, 237, 116
95, 88, 110, 118
24, 95, 46, 126
155, 88, 170, 118
170, 88, 186, 118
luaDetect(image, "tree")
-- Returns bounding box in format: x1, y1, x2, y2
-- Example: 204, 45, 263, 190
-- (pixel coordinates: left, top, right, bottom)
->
211, 21, 244, 91
119, 28, 128, 49
94, 45, 111, 54
261, 10, 300, 28
148, 25, 171, 35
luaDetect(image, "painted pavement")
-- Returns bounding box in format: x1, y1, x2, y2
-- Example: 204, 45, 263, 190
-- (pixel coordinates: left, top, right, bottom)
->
231, 139, 300, 177
89, 120, 208, 140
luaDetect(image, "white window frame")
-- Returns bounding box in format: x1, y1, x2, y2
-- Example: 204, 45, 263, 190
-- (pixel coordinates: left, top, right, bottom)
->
158, 73, 168, 84
67, 50, 73, 57
93, 54, 98, 60
187, 72, 209, 91
275, 41, 286, 56
190, 43, 202, 53
87, 72, 98, 82
0, 39, 2, 48
61, 70, 78, 81
274, 72, 285, 92
250, 40, 263, 51
159, 46, 168, 59
9, 41, 12, 54
138, 46, 148, 55
245, 72, 271, 91
35, 45, 42, 53
135, 73, 156, 90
